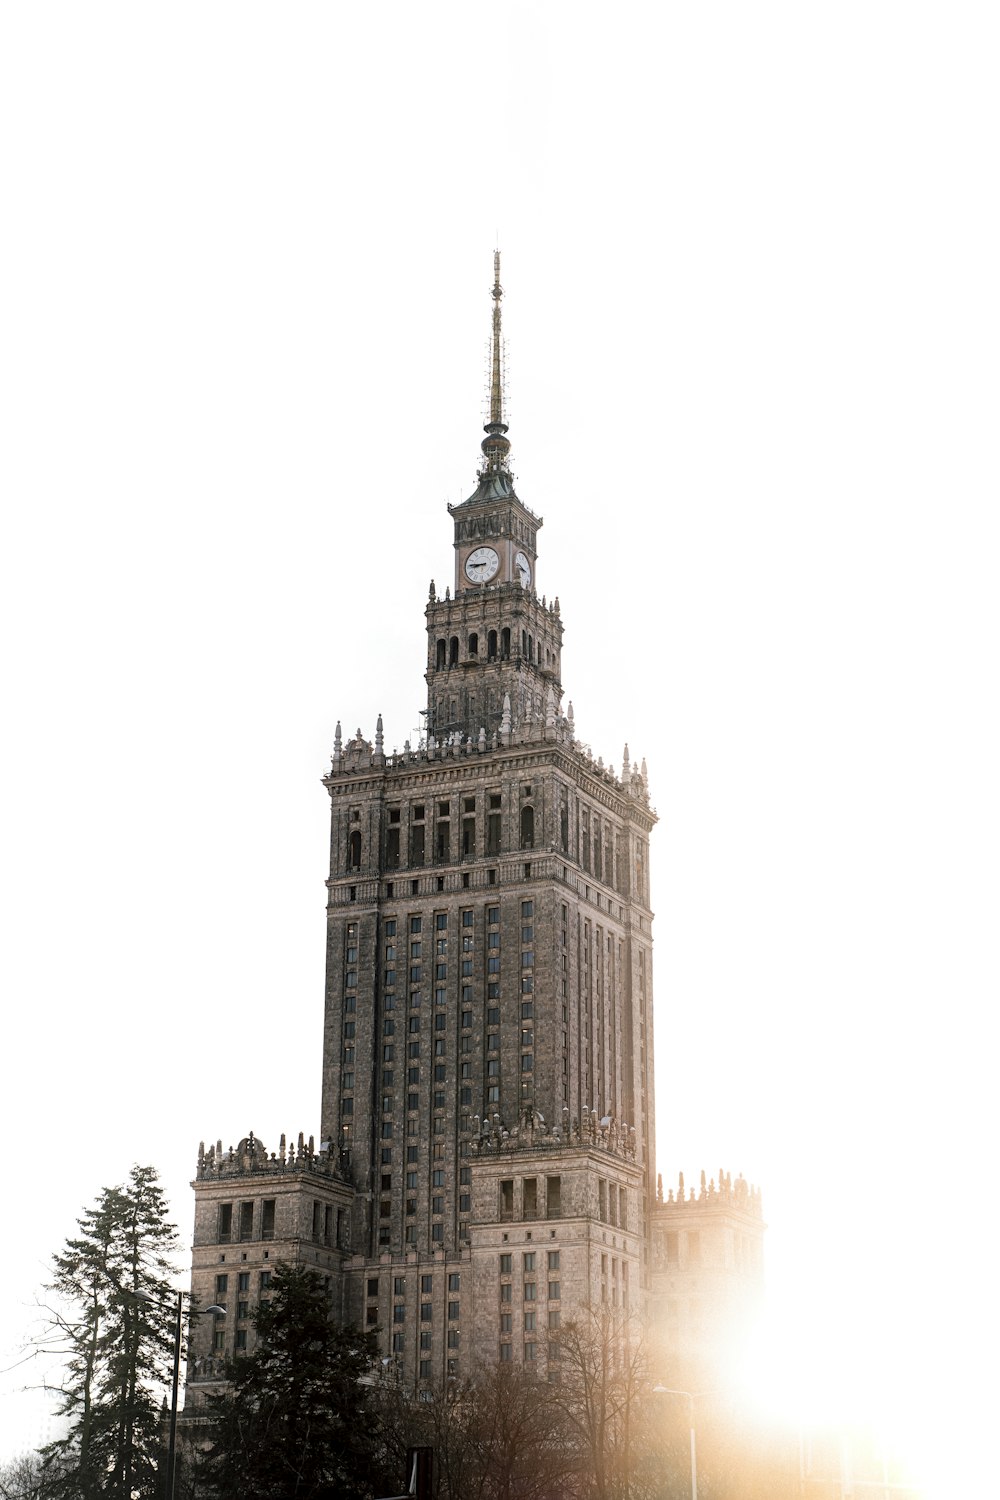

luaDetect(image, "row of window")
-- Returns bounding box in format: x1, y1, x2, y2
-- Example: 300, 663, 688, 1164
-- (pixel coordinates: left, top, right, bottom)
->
349, 798, 535, 870
216, 1198, 342, 1247
433, 630, 556, 668
499, 1310, 561, 1332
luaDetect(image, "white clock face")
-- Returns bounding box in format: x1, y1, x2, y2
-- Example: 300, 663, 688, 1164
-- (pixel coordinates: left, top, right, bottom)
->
465, 546, 500, 583
514, 550, 532, 588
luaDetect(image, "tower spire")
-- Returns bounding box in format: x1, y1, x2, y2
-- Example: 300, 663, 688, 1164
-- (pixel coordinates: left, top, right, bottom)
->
490, 250, 503, 427
480, 250, 511, 474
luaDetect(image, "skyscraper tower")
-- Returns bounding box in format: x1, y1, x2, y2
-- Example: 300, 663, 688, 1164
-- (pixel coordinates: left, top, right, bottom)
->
319, 255, 658, 1383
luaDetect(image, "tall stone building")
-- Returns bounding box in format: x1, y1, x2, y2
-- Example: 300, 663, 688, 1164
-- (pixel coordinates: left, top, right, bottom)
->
183, 256, 757, 1406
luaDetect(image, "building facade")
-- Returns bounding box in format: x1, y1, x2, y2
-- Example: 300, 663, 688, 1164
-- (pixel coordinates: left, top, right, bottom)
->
183, 255, 758, 1407
649, 1169, 765, 1386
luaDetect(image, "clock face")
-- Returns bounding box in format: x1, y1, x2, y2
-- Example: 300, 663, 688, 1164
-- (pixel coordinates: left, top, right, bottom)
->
514, 550, 532, 588
465, 546, 500, 583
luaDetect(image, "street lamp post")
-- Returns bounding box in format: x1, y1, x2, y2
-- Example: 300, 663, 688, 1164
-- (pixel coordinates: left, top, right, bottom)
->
135, 1288, 225, 1500
653, 1386, 708, 1500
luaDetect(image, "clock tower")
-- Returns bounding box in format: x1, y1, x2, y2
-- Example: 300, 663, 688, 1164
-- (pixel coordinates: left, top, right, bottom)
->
427, 253, 561, 745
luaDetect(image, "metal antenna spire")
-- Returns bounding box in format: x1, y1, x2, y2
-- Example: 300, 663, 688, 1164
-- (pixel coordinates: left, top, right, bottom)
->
490, 250, 503, 427
480, 250, 511, 474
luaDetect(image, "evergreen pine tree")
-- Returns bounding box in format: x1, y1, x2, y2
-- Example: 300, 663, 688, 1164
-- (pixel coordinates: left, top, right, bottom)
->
199, 1264, 377, 1500
37, 1165, 180, 1499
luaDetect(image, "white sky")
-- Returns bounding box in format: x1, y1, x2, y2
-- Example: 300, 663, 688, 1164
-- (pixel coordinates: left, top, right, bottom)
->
1, 3, 997, 1490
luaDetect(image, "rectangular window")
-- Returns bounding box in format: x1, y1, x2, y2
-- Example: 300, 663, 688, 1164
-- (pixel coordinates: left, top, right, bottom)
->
216, 1274, 228, 1296
238, 1272, 250, 1293
218, 1203, 233, 1243
549, 1282, 560, 1300
500, 1253, 512, 1274
523, 1282, 536, 1301
448, 1273, 461, 1291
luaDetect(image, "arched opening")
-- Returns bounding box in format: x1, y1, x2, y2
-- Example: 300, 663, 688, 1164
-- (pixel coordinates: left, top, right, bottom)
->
436, 639, 446, 669
521, 629, 528, 658
527, 634, 534, 662
520, 805, 535, 850
500, 627, 511, 659
449, 636, 459, 667
468, 632, 479, 657
348, 830, 362, 869
487, 629, 498, 660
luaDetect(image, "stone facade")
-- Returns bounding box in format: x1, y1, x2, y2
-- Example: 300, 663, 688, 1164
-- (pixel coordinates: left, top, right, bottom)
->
184, 1133, 354, 1409
649, 1169, 765, 1385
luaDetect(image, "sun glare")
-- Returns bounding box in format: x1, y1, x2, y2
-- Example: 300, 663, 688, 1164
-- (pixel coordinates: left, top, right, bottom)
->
723, 1283, 994, 1500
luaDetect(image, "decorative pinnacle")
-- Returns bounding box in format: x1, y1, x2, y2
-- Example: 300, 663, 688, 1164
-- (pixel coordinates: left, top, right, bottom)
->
481, 250, 511, 474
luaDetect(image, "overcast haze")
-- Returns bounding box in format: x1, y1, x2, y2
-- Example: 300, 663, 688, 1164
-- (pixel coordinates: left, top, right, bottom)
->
1, 4, 997, 1493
